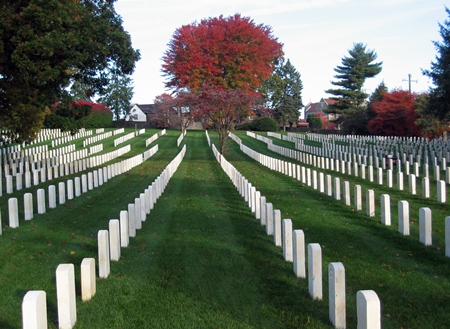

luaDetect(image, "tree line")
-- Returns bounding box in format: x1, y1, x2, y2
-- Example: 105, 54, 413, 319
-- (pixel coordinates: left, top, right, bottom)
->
1, 4, 450, 147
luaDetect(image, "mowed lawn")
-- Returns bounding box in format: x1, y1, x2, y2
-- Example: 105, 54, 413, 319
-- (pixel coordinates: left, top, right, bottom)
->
1, 129, 450, 328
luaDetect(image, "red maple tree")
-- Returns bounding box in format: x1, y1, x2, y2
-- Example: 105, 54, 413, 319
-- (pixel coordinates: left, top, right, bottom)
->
367, 90, 423, 137
161, 14, 283, 153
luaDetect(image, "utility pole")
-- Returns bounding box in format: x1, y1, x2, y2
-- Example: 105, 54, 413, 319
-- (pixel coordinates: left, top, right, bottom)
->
402, 73, 418, 93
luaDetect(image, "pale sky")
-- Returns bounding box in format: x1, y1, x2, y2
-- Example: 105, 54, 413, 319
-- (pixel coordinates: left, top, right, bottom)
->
114, 0, 447, 108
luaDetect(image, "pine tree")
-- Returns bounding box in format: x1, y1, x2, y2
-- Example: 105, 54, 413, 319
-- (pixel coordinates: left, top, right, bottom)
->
422, 7, 450, 121
260, 59, 303, 131
367, 81, 388, 121
325, 43, 382, 124
97, 72, 134, 121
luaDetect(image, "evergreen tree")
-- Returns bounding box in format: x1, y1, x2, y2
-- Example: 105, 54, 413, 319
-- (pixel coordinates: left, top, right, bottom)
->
422, 7, 450, 121
97, 72, 134, 120
260, 59, 303, 131
70, 81, 94, 102
325, 43, 382, 125
367, 81, 388, 121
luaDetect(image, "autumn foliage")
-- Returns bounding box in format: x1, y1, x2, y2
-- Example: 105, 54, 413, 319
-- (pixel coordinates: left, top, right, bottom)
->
162, 14, 283, 93
367, 90, 422, 137
161, 14, 283, 153
45, 101, 112, 131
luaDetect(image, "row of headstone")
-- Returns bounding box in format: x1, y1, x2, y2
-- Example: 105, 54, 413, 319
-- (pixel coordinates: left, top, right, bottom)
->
83, 131, 112, 148
89, 143, 103, 155
237, 135, 450, 259
285, 131, 450, 170
20, 143, 186, 328
211, 140, 381, 329
248, 132, 448, 203
145, 129, 166, 147
177, 130, 187, 147
4, 144, 77, 173
5, 145, 161, 231
51, 129, 93, 148
97, 144, 187, 279
113, 132, 136, 147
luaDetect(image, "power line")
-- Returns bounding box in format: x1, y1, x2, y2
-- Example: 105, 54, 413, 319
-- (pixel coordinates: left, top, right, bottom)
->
402, 73, 418, 93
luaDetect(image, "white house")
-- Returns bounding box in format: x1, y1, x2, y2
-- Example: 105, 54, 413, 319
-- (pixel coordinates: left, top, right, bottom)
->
125, 104, 154, 122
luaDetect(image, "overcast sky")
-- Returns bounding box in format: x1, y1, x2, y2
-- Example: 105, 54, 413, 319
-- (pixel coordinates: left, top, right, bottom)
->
114, 0, 447, 107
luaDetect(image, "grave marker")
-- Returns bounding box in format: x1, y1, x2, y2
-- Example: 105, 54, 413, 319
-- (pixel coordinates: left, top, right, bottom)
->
329, 262, 346, 329
293, 230, 305, 278
308, 243, 322, 300
56, 264, 77, 329
282, 219, 293, 262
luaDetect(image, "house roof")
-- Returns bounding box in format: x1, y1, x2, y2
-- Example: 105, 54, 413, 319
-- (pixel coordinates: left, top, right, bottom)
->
130, 104, 157, 114
322, 98, 338, 105
305, 102, 319, 113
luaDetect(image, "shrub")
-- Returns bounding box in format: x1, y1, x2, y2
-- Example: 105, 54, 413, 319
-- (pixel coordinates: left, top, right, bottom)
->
250, 117, 279, 132
82, 102, 113, 128
307, 114, 322, 129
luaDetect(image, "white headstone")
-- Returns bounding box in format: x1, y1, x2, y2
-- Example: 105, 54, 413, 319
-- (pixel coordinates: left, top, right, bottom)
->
366, 190, 375, 217
58, 182, 66, 205
266, 203, 273, 235
293, 230, 305, 278
109, 219, 121, 261
120, 211, 129, 247
67, 180, 74, 200
282, 219, 293, 262
437, 180, 446, 203
260, 196, 266, 226
98, 230, 110, 278
380, 194, 391, 225
354, 185, 362, 211
419, 207, 432, 246
37, 189, 46, 214
56, 264, 77, 329
128, 204, 136, 238
24, 193, 33, 220
357, 290, 381, 329
48, 185, 56, 208
22, 290, 47, 329
308, 243, 322, 300
8, 197, 19, 228
273, 209, 282, 247
329, 262, 346, 329
81, 258, 96, 301
398, 200, 410, 235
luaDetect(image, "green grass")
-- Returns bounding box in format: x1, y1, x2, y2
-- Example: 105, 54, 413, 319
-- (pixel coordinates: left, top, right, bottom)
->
0, 129, 449, 328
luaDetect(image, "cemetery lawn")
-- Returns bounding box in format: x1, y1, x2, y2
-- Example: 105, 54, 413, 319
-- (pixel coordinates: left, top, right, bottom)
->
0, 129, 449, 328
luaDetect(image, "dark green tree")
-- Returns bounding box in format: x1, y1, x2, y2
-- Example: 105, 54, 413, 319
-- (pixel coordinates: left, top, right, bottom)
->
325, 43, 382, 128
260, 59, 303, 131
0, 0, 140, 143
97, 72, 134, 120
69, 81, 94, 102
422, 7, 450, 121
307, 114, 322, 129
343, 81, 388, 135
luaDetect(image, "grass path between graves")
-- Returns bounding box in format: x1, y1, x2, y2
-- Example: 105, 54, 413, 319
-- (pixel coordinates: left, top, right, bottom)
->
75, 131, 330, 328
